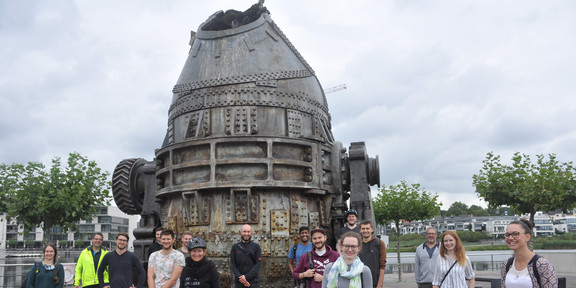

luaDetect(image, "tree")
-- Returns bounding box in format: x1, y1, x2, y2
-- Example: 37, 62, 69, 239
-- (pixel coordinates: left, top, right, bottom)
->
473, 152, 576, 223
469, 205, 489, 216
7, 239, 19, 248
24, 238, 35, 248
75, 239, 86, 248
486, 206, 516, 216
446, 201, 469, 216
373, 181, 441, 282
0, 152, 110, 243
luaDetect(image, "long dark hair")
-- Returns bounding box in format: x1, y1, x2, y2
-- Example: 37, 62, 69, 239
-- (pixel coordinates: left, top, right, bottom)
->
43, 244, 60, 285
509, 218, 534, 235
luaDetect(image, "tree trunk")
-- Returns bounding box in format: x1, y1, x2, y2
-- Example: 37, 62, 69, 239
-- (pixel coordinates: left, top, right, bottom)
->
528, 208, 535, 224
44, 223, 52, 245
396, 222, 402, 282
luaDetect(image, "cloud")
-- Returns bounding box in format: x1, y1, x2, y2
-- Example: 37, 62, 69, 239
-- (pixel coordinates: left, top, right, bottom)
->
1, 0, 575, 211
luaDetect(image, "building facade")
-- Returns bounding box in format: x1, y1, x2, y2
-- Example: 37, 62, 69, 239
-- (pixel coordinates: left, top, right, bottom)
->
388, 211, 576, 238
0, 206, 139, 250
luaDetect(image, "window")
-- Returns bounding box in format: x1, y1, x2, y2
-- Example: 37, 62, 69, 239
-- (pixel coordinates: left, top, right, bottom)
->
98, 216, 111, 223
79, 225, 95, 233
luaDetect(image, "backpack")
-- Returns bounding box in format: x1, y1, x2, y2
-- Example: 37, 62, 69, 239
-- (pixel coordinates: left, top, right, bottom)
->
303, 252, 314, 288
21, 262, 41, 288
290, 243, 300, 287
505, 254, 541, 285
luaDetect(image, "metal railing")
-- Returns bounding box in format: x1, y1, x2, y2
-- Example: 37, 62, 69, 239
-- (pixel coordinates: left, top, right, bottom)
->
0, 262, 76, 288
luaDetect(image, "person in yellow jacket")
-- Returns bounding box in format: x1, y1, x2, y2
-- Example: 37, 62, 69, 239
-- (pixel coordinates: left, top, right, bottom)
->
74, 233, 108, 288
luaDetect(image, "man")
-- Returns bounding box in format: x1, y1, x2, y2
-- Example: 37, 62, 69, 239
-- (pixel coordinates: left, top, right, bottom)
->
147, 227, 164, 260
292, 227, 339, 288
230, 224, 262, 288
98, 232, 146, 288
414, 227, 440, 288
288, 226, 312, 286
358, 220, 387, 288
74, 232, 108, 288
339, 209, 361, 236
147, 229, 185, 288
177, 231, 193, 259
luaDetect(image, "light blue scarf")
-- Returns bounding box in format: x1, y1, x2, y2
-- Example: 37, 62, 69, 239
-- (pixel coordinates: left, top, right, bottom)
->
325, 256, 364, 288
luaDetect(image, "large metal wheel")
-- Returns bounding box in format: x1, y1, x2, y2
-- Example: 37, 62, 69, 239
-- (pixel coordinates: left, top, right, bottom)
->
112, 158, 146, 214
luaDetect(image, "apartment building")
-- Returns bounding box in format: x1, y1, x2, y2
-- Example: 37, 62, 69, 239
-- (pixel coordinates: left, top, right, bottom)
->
0, 206, 139, 250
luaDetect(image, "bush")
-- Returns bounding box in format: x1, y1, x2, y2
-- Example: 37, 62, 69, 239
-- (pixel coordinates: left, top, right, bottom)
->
556, 232, 576, 241
534, 239, 576, 249
456, 231, 490, 242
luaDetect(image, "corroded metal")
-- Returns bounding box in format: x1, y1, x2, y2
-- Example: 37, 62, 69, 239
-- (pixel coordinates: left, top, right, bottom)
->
111, 1, 379, 287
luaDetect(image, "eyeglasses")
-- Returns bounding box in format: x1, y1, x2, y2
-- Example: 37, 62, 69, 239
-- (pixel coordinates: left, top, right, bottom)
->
342, 244, 359, 251
117, 238, 128, 242
504, 231, 521, 238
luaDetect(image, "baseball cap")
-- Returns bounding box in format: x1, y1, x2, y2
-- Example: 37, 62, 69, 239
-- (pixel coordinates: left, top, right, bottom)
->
310, 226, 326, 236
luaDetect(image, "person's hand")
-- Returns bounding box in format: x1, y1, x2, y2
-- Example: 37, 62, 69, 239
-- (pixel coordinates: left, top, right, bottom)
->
303, 269, 315, 278
239, 275, 250, 287
313, 272, 323, 283
74, 286, 79, 288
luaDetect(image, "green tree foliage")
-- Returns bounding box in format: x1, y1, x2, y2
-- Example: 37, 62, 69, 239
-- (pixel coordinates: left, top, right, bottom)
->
24, 238, 35, 248
469, 205, 489, 216
473, 152, 576, 223
7, 239, 19, 248
373, 181, 441, 282
486, 206, 517, 216
456, 231, 491, 242
0, 152, 110, 243
446, 201, 470, 216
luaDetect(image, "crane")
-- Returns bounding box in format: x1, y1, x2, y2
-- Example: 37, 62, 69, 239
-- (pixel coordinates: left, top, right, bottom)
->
324, 84, 346, 94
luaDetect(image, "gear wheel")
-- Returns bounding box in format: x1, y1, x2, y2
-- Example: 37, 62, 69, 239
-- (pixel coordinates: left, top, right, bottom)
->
112, 158, 146, 214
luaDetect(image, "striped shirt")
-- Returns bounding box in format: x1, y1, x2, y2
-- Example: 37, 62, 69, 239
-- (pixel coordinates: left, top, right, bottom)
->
432, 255, 475, 288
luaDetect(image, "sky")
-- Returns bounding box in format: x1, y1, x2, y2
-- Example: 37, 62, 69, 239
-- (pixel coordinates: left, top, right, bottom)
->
1, 0, 575, 210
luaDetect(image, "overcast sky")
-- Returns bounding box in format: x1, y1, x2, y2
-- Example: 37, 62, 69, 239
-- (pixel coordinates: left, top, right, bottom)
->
1, 0, 575, 210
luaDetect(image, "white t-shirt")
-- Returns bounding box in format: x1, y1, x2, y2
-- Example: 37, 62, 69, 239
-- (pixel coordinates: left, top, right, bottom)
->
505, 259, 532, 288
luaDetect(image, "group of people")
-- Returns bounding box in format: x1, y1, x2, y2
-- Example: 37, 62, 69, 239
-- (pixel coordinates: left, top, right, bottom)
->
25, 213, 558, 288
415, 219, 558, 288
288, 209, 387, 288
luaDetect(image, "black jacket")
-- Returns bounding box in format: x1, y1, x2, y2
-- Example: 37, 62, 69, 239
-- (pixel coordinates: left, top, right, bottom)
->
179, 258, 221, 288
229, 241, 261, 286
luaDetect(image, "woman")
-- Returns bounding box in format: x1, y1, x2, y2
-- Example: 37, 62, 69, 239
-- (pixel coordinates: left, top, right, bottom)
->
432, 231, 475, 288
26, 244, 64, 288
180, 237, 221, 288
500, 219, 557, 288
322, 232, 372, 288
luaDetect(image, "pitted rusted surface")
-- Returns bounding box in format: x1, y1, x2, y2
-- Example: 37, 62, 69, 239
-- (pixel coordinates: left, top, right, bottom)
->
111, 2, 379, 286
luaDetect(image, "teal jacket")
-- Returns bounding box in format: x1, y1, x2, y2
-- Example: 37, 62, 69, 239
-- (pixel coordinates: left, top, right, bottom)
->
74, 246, 108, 286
